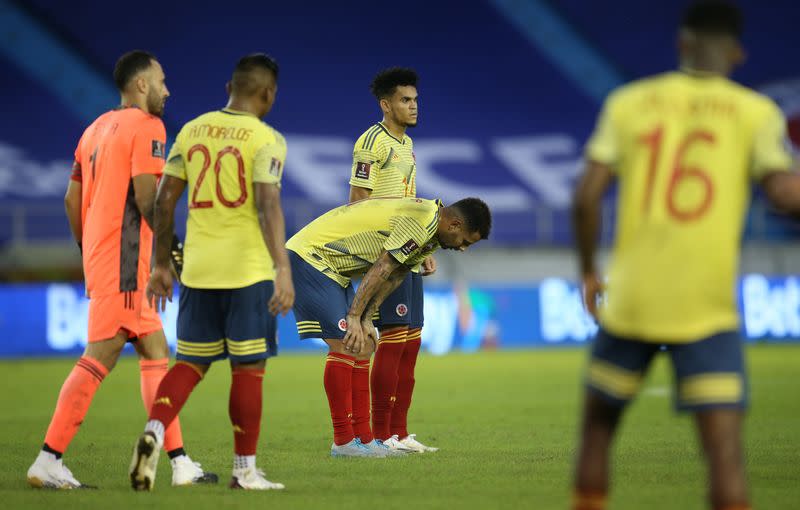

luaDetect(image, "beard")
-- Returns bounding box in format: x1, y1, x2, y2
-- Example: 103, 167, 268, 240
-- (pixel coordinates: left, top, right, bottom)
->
147, 90, 165, 117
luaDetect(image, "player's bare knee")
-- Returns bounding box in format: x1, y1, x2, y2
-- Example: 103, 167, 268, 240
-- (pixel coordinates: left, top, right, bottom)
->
585, 392, 623, 430
324, 339, 347, 354
83, 332, 128, 371
135, 330, 170, 360
231, 359, 266, 371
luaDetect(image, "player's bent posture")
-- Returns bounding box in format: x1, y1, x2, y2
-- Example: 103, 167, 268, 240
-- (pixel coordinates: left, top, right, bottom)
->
129, 54, 294, 491
571, 3, 800, 510
27, 50, 215, 490
348, 68, 437, 453
286, 197, 490, 457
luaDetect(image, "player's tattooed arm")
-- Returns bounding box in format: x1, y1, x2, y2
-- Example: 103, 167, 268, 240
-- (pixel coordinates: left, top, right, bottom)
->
343, 252, 406, 353
362, 266, 410, 321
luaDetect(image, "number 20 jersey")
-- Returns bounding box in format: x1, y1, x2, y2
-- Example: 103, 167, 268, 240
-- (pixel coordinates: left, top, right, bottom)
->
586, 71, 793, 342
164, 108, 286, 289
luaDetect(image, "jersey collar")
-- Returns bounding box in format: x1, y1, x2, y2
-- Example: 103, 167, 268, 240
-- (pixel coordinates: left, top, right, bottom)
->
221, 107, 257, 117
378, 122, 406, 144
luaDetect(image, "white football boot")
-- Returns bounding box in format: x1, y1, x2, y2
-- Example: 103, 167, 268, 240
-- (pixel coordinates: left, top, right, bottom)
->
229, 467, 285, 490
27, 451, 86, 489
170, 455, 219, 486
399, 434, 439, 452
381, 434, 417, 453
129, 431, 161, 491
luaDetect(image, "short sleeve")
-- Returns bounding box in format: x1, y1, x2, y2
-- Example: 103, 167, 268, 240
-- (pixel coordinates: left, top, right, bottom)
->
585, 95, 620, 167
253, 130, 287, 185
751, 101, 793, 180
163, 136, 187, 181
131, 118, 167, 177
349, 132, 387, 190
384, 216, 434, 265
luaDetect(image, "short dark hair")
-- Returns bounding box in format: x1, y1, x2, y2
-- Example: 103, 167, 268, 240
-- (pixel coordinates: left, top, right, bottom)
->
451, 198, 492, 240
370, 67, 418, 100
234, 53, 279, 80
113, 50, 156, 91
682, 1, 742, 37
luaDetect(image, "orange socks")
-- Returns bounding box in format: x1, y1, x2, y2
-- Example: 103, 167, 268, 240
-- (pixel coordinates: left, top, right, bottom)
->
139, 358, 184, 452
43, 356, 108, 454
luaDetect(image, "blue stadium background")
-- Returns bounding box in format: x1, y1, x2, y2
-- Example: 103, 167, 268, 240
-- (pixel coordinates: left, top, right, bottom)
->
1, 0, 799, 356
2, 0, 799, 246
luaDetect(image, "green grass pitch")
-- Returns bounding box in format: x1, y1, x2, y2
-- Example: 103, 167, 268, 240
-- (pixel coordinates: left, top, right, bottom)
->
1, 346, 798, 509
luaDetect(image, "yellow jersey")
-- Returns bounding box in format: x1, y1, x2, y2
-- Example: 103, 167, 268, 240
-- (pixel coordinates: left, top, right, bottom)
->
286, 197, 441, 287
164, 108, 286, 289
587, 71, 793, 343
350, 122, 416, 198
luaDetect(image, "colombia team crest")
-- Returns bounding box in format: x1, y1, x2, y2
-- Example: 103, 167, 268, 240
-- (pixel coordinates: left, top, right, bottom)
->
396, 303, 408, 317
338, 318, 348, 331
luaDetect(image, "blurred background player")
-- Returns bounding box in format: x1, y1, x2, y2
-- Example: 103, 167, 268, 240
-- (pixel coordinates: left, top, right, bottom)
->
348, 67, 438, 453
571, 2, 800, 509
286, 197, 490, 457
26, 50, 214, 490
129, 53, 294, 491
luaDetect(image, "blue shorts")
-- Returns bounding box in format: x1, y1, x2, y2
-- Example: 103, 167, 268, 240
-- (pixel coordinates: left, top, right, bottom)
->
586, 328, 748, 412
374, 271, 424, 329
176, 280, 277, 364
289, 250, 354, 340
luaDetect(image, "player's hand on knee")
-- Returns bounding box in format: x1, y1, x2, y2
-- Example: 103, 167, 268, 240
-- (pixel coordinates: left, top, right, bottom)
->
422, 255, 437, 276
361, 320, 378, 355
342, 317, 364, 354
147, 265, 173, 312
269, 268, 295, 316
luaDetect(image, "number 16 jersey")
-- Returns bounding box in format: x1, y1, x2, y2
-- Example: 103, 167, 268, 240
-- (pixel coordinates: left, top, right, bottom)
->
586, 71, 793, 342
164, 108, 287, 289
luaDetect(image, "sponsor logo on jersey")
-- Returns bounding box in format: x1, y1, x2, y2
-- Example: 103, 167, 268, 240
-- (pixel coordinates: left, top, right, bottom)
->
270, 157, 282, 176
355, 162, 371, 179
400, 239, 419, 256
151, 140, 166, 159
396, 303, 408, 317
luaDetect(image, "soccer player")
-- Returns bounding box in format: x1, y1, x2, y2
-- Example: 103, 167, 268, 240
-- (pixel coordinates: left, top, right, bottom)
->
348, 67, 437, 453
26, 50, 215, 490
571, 3, 800, 509
286, 196, 491, 456
129, 53, 294, 491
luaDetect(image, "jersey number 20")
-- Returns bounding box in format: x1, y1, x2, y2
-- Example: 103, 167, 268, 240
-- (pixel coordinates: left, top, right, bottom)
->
188, 144, 247, 209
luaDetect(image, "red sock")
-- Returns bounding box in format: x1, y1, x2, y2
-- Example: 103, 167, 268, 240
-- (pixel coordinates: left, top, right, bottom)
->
370, 327, 407, 440
229, 368, 264, 456
43, 356, 108, 454
572, 490, 607, 510
149, 362, 203, 429
352, 359, 373, 444
324, 353, 355, 446
139, 359, 184, 452
391, 330, 421, 438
